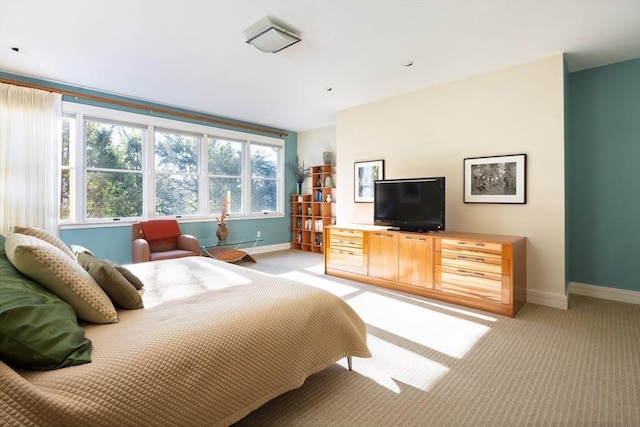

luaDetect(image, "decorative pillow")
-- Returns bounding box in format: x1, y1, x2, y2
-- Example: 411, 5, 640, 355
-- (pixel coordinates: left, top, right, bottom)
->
104, 259, 145, 290
70, 244, 96, 258
5, 233, 118, 324
12, 225, 76, 260
77, 253, 143, 309
0, 238, 92, 370
69, 245, 144, 289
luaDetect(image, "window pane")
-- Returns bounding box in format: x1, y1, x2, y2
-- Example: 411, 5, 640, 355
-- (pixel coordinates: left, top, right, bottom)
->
208, 138, 243, 175
155, 131, 199, 173
250, 144, 279, 213
209, 177, 242, 215
156, 174, 198, 216
60, 170, 70, 220
251, 178, 277, 212
251, 144, 277, 178
86, 121, 143, 170
86, 171, 142, 218
61, 117, 72, 167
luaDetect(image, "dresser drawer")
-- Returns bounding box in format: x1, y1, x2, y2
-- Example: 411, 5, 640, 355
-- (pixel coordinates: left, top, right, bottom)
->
327, 249, 366, 275
329, 238, 363, 253
439, 251, 503, 274
330, 228, 364, 240
440, 238, 503, 257
438, 267, 503, 303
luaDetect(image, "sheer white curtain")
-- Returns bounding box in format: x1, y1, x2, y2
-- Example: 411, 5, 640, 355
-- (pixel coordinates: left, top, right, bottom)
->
0, 83, 62, 235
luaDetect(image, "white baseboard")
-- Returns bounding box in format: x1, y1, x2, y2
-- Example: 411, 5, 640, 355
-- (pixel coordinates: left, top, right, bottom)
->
251, 242, 292, 255
569, 282, 640, 305
526, 289, 569, 310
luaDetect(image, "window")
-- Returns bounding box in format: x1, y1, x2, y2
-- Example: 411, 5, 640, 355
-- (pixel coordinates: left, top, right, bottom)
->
251, 143, 279, 213
208, 138, 243, 216
60, 103, 284, 223
155, 129, 200, 216
84, 119, 144, 219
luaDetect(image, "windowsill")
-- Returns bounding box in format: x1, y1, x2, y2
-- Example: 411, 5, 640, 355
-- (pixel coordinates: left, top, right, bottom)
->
59, 213, 285, 229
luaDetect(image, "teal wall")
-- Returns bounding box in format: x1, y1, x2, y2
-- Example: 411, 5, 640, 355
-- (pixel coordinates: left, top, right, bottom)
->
60, 217, 289, 265
1, 72, 299, 264
567, 59, 640, 291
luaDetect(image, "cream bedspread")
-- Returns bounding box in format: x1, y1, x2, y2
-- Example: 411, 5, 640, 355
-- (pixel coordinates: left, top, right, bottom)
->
0, 257, 371, 426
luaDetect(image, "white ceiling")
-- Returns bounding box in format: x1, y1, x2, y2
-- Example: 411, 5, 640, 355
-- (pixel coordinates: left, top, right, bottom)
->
1, 1, 639, 132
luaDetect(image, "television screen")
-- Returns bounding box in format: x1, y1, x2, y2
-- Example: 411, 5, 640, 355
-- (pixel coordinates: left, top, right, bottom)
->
374, 177, 445, 232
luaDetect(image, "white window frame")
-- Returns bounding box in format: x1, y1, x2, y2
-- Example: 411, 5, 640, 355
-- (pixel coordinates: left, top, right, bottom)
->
60, 102, 285, 225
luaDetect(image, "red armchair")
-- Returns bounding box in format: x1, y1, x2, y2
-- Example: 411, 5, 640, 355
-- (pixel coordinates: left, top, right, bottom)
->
132, 219, 200, 263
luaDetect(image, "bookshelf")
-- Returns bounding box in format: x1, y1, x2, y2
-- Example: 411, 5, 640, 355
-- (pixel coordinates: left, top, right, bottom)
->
291, 164, 335, 253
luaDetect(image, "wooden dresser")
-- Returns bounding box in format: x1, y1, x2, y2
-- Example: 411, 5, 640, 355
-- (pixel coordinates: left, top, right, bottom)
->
324, 225, 526, 317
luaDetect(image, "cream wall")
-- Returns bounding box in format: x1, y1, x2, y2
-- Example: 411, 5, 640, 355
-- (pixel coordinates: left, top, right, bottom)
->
335, 54, 566, 307
297, 125, 337, 194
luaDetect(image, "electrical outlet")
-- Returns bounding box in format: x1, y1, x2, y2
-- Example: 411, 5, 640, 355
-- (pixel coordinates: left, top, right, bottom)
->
257, 231, 261, 238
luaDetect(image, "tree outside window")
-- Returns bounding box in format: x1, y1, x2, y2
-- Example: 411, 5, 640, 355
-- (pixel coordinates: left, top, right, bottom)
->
85, 120, 143, 219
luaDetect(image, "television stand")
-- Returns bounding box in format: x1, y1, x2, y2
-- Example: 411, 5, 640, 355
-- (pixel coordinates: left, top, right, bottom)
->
324, 225, 527, 317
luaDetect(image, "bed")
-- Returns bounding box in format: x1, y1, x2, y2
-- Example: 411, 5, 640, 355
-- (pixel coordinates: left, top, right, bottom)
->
0, 244, 371, 426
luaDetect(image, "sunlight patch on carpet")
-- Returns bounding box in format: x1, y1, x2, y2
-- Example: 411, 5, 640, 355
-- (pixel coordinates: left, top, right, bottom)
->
338, 334, 449, 392
377, 289, 498, 322
304, 263, 326, 274
278, 271, 360, 298
347, 292, 490, 358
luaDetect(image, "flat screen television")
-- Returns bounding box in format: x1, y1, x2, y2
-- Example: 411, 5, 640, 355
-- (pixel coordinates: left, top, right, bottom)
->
374, 177, 445, 232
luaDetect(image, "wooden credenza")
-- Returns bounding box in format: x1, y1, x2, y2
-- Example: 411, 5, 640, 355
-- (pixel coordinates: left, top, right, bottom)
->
324, 225, 526, 317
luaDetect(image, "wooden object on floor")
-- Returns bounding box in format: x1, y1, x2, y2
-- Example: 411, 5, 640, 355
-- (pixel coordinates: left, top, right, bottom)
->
324, 225, 526, 317
201, 237, 263, 263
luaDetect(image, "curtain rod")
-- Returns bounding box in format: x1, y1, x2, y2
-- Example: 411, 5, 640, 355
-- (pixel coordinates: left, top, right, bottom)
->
0, 77, 288, 137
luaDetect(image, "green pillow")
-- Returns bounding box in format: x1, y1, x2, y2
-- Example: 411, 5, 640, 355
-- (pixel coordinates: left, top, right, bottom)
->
105, 259, 145, 290
0, 236, 92, 370
77, 253, 143, 309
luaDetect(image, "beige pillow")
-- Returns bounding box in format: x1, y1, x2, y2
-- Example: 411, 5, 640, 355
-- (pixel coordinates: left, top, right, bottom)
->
77, 253, 143, 309
5, 233, 118, 324
12, 225, 76, 260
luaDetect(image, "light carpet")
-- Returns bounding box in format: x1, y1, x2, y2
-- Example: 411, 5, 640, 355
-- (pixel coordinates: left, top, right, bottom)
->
232, 250, 639, 427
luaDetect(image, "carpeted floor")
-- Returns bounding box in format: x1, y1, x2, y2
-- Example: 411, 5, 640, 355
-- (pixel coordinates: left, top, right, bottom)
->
232, 250, 640, 427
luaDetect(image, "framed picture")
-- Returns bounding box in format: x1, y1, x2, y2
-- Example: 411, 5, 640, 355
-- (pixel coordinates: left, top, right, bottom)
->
354, 160, 384, 202
464, 154, 526, 204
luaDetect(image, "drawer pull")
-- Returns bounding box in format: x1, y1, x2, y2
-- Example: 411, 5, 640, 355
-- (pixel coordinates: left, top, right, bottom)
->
457, 269, 485, 277
457, 256, 485, 263
455, 241, 485, 247
374, 233, 393, 238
